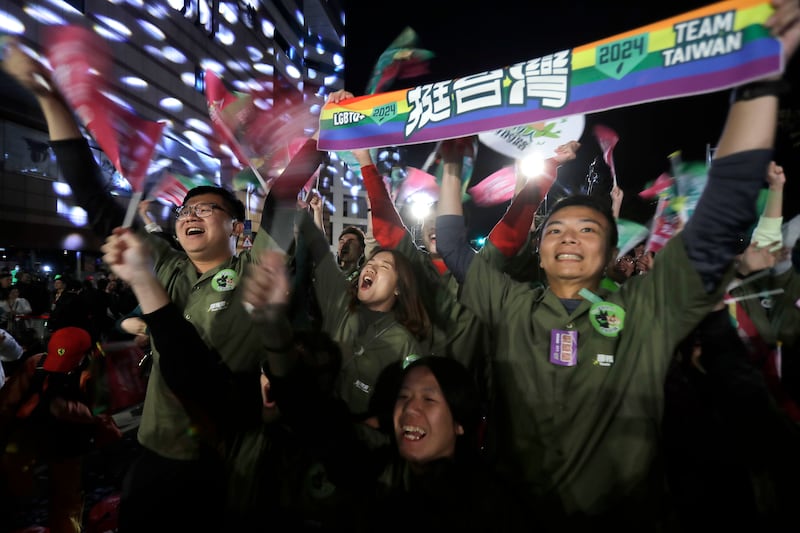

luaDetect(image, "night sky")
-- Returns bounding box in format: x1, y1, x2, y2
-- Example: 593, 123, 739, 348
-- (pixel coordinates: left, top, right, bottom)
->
342, 0, 800, 238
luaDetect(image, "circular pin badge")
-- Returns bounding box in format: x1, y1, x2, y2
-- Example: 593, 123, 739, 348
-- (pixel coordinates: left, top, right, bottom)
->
589, 301, 626, 337
212, 269, 238, 292
304, 461, 336, 499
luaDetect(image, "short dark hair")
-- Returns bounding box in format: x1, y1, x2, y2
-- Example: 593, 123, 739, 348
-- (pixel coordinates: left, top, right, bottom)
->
541, 194, 619, 249
338, 226, 365, 249
183, 185, 246, 221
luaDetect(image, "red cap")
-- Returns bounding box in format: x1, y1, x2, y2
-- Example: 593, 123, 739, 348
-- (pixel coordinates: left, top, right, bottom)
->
43, 327, 92, 373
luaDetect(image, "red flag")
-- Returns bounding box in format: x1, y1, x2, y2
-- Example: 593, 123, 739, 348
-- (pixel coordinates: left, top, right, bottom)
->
645, 195, 681, 254
205, 69, 255, 169
152, 177, 188, 207
205, 70, 317, 182
149, 173, 215, 206
593, 124, 619, 187
46, 25, 164, 192
467, 165, 517, 206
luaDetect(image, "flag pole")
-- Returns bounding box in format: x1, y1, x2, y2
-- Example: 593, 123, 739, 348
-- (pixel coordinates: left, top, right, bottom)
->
247, 161, 269, 194
123, 190, 144, 228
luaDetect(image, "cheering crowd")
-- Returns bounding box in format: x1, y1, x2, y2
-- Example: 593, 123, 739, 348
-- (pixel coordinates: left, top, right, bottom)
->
1, 0, 800, 531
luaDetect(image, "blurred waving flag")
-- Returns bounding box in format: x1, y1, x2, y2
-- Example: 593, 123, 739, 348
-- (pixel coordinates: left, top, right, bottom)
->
46, 25, 164, 193
205, 69, 254, 173
149, 173, 216, 207
364, 27, 435, 96
616, 218, 650, 258
205, 69, 318, 191
337, 27, 435, 183
639, 172, 674, 200
467, 165, 517, 207
640, 153, 709, 254
593, 124, 619, 187
394, 166, 440, 206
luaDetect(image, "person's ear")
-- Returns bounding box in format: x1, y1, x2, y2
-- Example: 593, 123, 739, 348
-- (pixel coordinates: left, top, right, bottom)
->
455, 423, 464, 436
232, 220, 244, 236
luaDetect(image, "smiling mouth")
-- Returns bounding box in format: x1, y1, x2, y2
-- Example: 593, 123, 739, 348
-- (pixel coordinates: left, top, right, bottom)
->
556, 253, 582, 260
185, 227, 205, 236
360, 275, 373, 289
401, 425, 426, 441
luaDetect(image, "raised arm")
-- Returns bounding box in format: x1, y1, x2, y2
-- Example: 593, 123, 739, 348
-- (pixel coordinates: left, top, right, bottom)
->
610, 184, 624, 221
434, 138, 475, 283
101, 228, 168, 314
750, 161, 786, 252
354, 148, 409, 248
681, 0, 800, 292
2, 37, 82, 141
2, 38, 124, 235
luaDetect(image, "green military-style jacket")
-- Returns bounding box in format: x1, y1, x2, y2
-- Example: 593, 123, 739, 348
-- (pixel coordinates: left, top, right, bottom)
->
394, 233, 490, 368
137, 230, 274, 460
460, 234, 729, 518
313, 251, 422, 417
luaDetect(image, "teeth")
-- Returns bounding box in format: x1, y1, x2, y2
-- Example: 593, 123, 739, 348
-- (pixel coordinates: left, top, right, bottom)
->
401, 425, 426, 440
187, 228, 203, 235
557, 253, 581, 260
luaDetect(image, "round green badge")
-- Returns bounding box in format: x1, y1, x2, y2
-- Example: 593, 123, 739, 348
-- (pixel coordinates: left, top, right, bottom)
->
212, 269, 238, 292
589, 301, 625, 337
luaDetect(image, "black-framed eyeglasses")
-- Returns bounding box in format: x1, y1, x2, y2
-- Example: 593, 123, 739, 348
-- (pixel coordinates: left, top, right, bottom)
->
175, 202, 233, 220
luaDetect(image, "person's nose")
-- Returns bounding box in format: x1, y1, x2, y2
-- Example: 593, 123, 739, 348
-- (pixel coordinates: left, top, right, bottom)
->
560, 228, 578, 244
399, 394, 421, 415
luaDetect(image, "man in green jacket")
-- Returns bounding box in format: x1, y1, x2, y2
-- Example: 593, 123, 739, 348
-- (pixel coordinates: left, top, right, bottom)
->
2, 39, 328, 530
435, 1, 800, 529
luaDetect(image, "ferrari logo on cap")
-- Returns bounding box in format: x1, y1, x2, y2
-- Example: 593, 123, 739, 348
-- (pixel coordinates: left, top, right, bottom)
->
57, 348, 66, 356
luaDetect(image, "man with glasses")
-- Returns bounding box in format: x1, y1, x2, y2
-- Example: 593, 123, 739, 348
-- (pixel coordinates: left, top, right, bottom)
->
2, 41, 328, 530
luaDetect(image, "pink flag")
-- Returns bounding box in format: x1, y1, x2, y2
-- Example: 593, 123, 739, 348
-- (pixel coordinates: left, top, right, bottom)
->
467, 165, 517, 207
46, 25, 164, 192
394, 167, 440, 205
593, 124, 619, 187
638, 172, 674, 200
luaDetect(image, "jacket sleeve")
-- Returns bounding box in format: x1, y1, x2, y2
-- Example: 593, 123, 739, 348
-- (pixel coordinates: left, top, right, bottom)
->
142, 303, 262, 423
435, 214, 476, 284
50, 138, 126, 237
682, 149, 771, 292
361, 163, 408, 248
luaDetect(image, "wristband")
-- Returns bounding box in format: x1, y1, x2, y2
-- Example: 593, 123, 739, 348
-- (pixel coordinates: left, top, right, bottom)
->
730, 79, 791, 104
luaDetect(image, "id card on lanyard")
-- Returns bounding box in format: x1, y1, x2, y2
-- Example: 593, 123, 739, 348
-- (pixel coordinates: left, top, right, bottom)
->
550, 329, 578, 366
